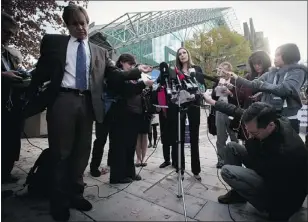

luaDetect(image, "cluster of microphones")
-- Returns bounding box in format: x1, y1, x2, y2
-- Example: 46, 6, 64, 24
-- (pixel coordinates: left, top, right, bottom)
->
152, 62, 205, 106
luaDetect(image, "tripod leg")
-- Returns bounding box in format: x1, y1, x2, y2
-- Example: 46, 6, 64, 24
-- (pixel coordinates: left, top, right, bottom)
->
180, 178, 188, 222
177, 100, 183, 198
184, 170, 209, 190
143, 170, 175, 193
177, 170, 183, 198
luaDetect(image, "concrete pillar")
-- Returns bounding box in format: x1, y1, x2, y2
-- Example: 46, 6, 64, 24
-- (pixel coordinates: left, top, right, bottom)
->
23, 111, 48, 138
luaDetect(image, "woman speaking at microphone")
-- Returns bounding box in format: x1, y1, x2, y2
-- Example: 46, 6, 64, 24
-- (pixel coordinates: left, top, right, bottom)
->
173, 47, 205, 180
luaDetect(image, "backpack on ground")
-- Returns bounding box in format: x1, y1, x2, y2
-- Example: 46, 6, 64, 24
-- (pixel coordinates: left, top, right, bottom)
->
24, 148, 52, 198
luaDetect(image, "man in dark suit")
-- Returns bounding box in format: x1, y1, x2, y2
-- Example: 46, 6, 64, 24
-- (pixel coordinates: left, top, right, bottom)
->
27, 4, 152, 221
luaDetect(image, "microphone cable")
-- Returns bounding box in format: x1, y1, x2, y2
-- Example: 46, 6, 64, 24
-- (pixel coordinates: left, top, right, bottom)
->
199, 75, 253, 222
203, 107, 236, 222
18, 121, 164, 222
84, 134, 161, 199
84, 90, 173, 199
20, 129, 161, 200
23, 131, 44, 151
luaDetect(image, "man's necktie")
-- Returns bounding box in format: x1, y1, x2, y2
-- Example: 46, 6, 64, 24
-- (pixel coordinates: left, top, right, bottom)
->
76, 40, 87, 90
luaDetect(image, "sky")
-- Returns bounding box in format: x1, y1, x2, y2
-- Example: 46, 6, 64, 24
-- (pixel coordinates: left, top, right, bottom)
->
82, 1, 307, 62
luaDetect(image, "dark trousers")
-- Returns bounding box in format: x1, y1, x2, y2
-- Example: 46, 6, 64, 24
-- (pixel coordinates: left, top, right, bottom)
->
173, 105, 201, 175
90, 108, 113, 169
159, 110, 177, 164
162, 143, 177, 163
109, 107, 139, 182
47, 92, 93, 206
221, 142, 270, 212
148, 125, 158, 145
1, 107, 23, 181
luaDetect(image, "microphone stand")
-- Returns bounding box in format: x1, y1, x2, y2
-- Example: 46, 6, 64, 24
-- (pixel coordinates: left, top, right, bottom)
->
143, 82, 208, 222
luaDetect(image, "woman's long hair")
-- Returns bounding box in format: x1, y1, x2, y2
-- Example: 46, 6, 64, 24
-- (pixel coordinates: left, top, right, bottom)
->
248, 50, 271, 78
175, 47, 194, 70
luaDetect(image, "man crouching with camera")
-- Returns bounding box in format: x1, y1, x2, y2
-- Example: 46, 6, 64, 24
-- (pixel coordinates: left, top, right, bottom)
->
203, 93, 307, 221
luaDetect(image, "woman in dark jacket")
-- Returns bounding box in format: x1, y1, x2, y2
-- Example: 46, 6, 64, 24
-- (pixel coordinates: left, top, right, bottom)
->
237, 50, 272, 109
231, 51, 272, 141
228, 44, 307, 134
171, 47, 206, 180
108, 54, 153, 184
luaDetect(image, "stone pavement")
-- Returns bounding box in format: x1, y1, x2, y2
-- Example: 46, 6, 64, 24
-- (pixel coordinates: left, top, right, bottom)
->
2, 110, 307, 222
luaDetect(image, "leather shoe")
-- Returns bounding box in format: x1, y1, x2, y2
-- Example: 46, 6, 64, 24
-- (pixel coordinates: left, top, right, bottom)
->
50, 204, 70, 221
90, 168, 101, 177
133, 175, 142, 181
110, 177, 133, 184
218, 190, 246, 204
70, 196, 92, 211
159, 161, 171, 168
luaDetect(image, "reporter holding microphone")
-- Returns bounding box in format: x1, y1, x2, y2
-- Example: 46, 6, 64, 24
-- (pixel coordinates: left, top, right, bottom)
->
213, 62, 238, 169
221, 44, 307, 134
107, 54, 154, 184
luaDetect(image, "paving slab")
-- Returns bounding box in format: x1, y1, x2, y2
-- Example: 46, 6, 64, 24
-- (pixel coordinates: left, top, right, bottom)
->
83, 191, 196, 221
194, 200, 268, 222
2, 195, 92, 222
2, 110, 306, 222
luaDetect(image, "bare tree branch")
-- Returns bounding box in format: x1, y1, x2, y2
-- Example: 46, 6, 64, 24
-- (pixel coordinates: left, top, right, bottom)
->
2, 0, 88, 68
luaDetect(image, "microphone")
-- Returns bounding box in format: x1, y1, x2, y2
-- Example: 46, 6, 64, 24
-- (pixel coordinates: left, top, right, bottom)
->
159, 62, 171, 95
171, 79, 177, 94
159, 62, 169, 78
175, 66, 185, 81
175, 67, 195, 91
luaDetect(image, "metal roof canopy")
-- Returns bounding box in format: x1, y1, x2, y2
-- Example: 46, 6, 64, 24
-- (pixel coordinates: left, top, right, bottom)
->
90, 7, 241, 50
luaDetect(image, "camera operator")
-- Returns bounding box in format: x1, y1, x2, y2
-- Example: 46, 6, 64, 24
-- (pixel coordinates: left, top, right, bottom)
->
202, 94, 307, 221
223, 43, 307, 134
107, 53, 153, 184
156, 88, 178, 169
1, 12, 27, 183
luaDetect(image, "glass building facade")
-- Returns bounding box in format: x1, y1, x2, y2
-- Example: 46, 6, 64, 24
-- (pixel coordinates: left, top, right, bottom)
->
90, 8, 241, 66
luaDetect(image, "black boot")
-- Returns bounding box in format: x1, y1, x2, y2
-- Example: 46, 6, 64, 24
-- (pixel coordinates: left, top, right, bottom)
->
133, 175, 142, 181
218, 190, 246, 204
70, 196, 92, 211
90, 168, 101, 177
110, 177, 133, 184
50, 198, 70, 221
159, 161, 171, 168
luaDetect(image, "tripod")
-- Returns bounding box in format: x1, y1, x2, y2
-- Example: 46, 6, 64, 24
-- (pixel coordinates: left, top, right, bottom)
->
143, 91, 208, 222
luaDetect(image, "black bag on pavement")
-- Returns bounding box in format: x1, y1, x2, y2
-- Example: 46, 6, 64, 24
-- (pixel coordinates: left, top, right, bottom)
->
24, 148, 52, 198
